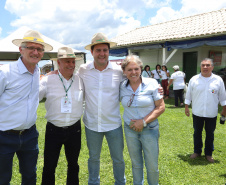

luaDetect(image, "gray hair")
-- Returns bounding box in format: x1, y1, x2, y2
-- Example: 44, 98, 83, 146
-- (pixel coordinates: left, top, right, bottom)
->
20, 42, 28, 49
20, 42, 45, 50
201, 58, 214, 66
121, 54, 143, 71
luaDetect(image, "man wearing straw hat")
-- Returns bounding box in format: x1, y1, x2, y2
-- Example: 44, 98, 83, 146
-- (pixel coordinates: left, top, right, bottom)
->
78, 33, 126, 185
0, 30, 52, 184
40, 47, 84, 185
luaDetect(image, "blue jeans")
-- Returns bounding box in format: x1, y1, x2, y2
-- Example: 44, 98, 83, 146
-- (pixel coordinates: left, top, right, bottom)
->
124, 120, 159, 185
42, 121, 81, 185
85, 126, 126, 185
192, 114, 217, 156
0, 125, 39, 185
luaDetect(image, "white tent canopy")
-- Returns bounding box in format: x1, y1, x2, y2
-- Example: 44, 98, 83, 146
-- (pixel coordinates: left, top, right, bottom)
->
0, 26, 86, 61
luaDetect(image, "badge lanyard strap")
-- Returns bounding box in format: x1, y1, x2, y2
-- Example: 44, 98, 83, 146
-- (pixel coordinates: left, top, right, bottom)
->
58, 74, 73, 100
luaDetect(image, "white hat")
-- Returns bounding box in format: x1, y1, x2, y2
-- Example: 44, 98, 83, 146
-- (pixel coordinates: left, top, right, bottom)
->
57, 47, 82, 60
173, 65, 179, 70
85, 32, 117, 50
12, 30, 53, 52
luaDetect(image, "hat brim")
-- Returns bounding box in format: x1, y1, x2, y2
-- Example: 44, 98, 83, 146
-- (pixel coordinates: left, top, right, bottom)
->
85, 41, 117, 50
12, 39, 53, 52
51, 57, 83, 61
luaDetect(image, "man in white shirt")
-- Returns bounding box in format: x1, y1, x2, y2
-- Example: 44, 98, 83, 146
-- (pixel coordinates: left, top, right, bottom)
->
78, 33, 126, 185
185, 58, 226, 163
39, 47, 84, 184
0, 30, 52, 184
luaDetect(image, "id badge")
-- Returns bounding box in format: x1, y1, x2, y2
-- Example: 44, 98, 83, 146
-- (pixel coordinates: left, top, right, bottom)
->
61, 97, 72, 113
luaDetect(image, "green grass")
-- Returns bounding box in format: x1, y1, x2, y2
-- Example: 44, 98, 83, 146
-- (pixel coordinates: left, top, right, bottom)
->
10, 98, 226, 185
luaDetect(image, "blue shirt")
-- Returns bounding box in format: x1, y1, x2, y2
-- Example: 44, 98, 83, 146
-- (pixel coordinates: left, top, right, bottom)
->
120, 77, 162, 125
0, 57, 40, 131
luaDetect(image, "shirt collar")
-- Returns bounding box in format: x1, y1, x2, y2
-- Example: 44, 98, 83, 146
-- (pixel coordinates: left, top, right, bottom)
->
17, 57, 39, 75
199, 73, 213, 79
88, 60, 113, 71
123, 76, 146, 88
58, 70, 74, 81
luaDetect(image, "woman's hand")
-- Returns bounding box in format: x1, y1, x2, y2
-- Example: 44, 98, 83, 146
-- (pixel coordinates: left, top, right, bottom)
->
130, 119, 143, 132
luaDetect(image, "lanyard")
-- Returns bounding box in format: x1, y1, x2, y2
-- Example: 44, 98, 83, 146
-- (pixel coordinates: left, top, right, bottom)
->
58, 73, 73, 99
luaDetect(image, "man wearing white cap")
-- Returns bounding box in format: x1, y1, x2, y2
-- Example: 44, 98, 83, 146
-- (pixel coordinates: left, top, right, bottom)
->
40, 47, 84, 184
167, 65, 186, 107
78, 33, 126, 185
0, 30, 52, 184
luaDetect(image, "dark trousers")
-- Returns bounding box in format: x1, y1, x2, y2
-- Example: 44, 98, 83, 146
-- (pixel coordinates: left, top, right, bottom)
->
41, 121, 81, 185
173, 89, 184, 106
192, 114, 217, 156
161, 79, 169, 96
0, 125, 39, 185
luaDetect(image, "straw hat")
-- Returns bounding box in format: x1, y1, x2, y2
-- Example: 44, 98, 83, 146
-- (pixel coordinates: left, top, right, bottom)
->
173, 65, 179, 70
57, 47, 82, 60
12, 30, 53, 52
85, 32, 117, 50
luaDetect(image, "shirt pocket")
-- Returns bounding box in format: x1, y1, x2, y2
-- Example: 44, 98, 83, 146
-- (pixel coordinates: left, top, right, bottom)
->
208, 84, 218, 95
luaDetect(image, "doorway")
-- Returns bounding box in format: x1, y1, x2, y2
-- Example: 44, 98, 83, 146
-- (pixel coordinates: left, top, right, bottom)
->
183, 52, 198, 83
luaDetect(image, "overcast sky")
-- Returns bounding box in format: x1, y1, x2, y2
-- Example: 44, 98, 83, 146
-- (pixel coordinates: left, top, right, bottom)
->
0, 0, 226, 62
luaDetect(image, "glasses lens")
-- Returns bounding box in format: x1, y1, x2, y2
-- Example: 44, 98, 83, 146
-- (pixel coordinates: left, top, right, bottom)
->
26, 47, 44, 52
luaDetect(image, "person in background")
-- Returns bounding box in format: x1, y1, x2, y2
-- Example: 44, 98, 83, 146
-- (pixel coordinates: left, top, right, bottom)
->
185, 58, 226, 163
0, 30, 53, 185
167, 65, 185, 107
142, 65, 151, 78
120, 55, 165, 185
151, 64, 162, 84
40, 47, 83, 184
161, 65, 170, 99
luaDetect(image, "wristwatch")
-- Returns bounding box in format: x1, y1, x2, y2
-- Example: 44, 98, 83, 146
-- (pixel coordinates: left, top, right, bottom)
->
143, 119, 147, 127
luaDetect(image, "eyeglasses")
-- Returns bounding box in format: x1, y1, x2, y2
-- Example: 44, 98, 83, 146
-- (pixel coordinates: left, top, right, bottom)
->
201, 64, 211, 67
127, 94, 135, 107
23, 46, 44, 52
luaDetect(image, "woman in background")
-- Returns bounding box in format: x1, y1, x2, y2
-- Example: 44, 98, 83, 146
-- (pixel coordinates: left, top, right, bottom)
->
142, 65, 151, 78
120, 55, 165, 185
161, 65, 170, 99
151, 64, 162, 84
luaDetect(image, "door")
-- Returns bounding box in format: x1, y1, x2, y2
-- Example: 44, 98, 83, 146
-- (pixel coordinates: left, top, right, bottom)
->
183, 52, 197, 83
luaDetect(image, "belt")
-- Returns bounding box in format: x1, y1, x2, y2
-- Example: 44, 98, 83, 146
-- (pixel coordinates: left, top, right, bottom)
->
47, 121, 80, 130
5, 125, 35, 135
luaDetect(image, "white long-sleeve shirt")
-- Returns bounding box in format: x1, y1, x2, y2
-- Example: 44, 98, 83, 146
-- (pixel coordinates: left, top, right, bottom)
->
0, 58, 39, 131
185, 73, 226, 118
78, 61, 124, 132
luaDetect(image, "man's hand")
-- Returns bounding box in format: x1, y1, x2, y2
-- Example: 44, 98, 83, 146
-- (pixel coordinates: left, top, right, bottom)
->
185, 105, 190, 117
158, 84, 163, 95
46, 70, 58, 75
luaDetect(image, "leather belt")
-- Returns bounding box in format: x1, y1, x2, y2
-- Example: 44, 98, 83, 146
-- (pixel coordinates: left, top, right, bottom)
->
6, 125, 35, 135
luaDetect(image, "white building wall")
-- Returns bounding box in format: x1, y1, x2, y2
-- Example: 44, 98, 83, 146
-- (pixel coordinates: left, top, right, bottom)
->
131, 46, 225, 74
